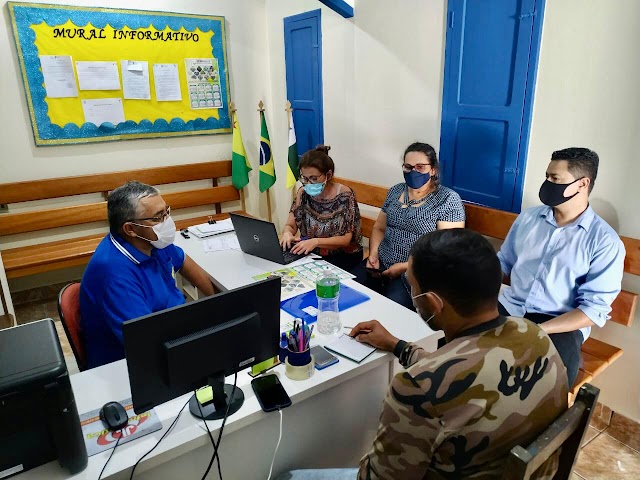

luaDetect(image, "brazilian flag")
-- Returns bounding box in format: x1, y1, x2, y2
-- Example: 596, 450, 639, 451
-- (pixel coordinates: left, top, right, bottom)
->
258, 111, 276, 192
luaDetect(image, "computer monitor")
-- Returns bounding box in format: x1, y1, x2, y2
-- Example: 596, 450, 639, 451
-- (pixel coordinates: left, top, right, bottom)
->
123, 277, 281, 420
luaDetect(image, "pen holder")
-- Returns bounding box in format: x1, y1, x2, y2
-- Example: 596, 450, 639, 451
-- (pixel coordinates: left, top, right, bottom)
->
285, 348, 314, 381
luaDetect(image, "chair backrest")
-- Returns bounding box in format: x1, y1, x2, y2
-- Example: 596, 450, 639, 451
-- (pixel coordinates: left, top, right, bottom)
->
502, 383, 600, 480
57, 282, 86, 371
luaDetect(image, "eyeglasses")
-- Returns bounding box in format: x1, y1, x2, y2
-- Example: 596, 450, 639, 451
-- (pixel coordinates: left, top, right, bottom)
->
129, 206, 171, 224
299, 174, 326, 185
402, 163, 431, 174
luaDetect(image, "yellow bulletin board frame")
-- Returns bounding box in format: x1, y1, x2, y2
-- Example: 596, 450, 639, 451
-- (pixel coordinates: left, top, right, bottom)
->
8, 2, 232, 146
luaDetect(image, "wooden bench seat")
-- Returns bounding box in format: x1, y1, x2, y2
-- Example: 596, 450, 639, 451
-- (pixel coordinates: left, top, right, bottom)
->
335, 176, 638, 397
0, 161, 244, 280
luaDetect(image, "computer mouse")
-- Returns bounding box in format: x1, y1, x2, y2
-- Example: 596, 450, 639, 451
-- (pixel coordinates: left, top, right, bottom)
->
99, 401, 129, 432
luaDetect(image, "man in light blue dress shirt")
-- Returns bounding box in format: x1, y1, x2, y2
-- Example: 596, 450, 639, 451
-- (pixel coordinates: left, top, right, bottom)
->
498, 147, 625, 387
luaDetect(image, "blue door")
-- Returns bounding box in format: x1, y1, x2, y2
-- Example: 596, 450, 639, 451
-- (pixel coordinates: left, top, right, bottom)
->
440, 0, 545, 212
284, 10, 324, 156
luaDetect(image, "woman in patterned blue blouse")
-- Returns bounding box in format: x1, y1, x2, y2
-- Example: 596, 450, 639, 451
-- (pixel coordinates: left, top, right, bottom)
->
352, 142, 465, 309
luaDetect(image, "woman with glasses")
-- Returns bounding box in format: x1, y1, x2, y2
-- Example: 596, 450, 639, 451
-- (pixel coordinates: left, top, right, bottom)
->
280, 145, 363, 271
352, 142, 465, 310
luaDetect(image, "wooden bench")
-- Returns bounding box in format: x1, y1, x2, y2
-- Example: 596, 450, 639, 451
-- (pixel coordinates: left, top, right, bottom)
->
0, 161, 244, 281
335, 176, 639, 397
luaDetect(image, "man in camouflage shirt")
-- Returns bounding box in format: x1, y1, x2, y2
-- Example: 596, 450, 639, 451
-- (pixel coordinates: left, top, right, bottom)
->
277, 229, 568, 480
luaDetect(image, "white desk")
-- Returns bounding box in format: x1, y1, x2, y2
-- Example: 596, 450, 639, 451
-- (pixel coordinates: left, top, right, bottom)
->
18, 234, 439, 479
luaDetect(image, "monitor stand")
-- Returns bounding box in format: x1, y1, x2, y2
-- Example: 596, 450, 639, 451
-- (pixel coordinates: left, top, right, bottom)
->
189, 373, 245, 420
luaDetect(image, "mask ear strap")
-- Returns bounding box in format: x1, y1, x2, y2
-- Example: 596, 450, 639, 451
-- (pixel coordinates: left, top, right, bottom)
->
430, 292, 444, 313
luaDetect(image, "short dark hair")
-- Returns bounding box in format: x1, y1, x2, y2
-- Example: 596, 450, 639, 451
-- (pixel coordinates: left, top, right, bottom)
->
299, 145, 335, 176
409, 229, 502, 316
551, 147, 599, 193
404, 142, 440, 187
107, 181, 159, 232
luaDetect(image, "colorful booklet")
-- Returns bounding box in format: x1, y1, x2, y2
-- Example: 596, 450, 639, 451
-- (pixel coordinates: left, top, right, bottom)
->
79, 397, 162, 456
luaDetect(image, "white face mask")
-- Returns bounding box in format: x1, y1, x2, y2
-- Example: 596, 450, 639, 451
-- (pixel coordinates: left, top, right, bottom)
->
411, 290, 440, 325
132, 216, 176, 249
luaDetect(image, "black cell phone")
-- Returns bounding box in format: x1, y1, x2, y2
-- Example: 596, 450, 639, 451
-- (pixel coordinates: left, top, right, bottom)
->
311, 345, 339, 370
251, 374, 292, 412
366, 267, 385, 278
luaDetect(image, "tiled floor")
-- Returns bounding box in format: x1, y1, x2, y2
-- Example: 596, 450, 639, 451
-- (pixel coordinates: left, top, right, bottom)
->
8, 287, 640, 478
573, 403, 640, 479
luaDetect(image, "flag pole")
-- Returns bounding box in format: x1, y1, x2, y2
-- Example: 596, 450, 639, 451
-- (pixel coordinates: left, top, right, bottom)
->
258, 101, 273, 222
286, 100, 296, 203
230, 101, 247, 213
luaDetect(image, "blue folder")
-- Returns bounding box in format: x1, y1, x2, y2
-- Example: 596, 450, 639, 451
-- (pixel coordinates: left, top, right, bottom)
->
280, 284, 370, 324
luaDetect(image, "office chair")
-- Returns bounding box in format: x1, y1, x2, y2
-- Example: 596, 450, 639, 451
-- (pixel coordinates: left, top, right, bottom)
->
57, 282, 87, 371
502, 383, 599, 480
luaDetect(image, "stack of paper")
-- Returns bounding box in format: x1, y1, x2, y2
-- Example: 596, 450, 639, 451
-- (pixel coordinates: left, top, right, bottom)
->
203, 234, 240, 252
187, 218, 234, 238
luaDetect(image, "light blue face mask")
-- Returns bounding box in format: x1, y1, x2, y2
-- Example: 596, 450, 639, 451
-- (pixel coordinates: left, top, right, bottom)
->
303, 182, 326, 196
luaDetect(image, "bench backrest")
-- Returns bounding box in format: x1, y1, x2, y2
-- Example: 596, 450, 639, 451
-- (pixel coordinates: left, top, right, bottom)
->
0, 161, 239, 237
335, 176, 638, 328
334, 177, 386, 238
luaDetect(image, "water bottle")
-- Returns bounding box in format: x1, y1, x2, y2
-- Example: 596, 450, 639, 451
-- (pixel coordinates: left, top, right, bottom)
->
316, 271, 341, 335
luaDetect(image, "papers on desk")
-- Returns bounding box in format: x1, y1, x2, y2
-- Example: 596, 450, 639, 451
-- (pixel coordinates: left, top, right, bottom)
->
325, 334, 376, 364
203, 234, 240, 252
79, 397, 161, 456
187, 218, 234, 238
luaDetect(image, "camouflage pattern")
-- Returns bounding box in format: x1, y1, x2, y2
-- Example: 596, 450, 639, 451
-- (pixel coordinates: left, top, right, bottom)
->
359, 316, 568, 479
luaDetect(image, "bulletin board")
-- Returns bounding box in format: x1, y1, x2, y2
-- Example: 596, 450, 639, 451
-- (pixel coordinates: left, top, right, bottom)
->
8, 2, 232, 146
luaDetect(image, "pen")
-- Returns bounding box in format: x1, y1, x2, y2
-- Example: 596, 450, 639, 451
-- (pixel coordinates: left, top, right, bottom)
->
300, 318, 305, 352
343, 326, 372, 338
305, 325, 314, 350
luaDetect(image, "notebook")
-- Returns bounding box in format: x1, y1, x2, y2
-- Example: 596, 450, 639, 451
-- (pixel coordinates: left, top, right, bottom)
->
325, 334, 377, 363
279, 284, 370, 324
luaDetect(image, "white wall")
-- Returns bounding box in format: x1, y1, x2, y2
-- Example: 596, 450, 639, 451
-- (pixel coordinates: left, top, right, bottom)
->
264, 0, 447, 229
0, 0, 269, 216
523, 0, 640, 422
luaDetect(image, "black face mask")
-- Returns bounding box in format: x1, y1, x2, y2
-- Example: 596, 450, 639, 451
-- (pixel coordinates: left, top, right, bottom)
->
538, 178, 582, 207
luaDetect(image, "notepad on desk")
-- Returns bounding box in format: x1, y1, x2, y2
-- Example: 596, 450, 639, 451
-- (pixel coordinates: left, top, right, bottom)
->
325, 334, 376, 363
187, 218, 234, 238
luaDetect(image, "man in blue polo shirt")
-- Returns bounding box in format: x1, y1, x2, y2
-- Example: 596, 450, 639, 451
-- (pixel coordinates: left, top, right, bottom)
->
80, 181, 215, 369
498, 147, 625, 387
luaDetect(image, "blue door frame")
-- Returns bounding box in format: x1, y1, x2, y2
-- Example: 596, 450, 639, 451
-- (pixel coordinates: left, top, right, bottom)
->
440, 0, 546, 212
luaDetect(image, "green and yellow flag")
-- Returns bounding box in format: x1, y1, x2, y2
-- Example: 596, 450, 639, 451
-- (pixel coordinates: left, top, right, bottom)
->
286, 111, 299, 190
258, 111, 276, 192
231, 112, 251, 190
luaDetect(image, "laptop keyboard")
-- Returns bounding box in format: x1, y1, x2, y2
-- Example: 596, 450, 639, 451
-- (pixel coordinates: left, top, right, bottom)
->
283, 250, 305, 264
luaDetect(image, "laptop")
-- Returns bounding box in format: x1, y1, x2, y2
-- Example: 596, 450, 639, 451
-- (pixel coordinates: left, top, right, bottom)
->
230, 213, 306, 265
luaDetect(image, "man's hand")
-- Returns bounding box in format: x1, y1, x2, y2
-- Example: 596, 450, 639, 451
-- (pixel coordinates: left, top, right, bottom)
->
349, 320, 399, 352
382, 262, 406, 279
366, 254, 380, 269
280, 231, 296, 250
290, 238, 319, 255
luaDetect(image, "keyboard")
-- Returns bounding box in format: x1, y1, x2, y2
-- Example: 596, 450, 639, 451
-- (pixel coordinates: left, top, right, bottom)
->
283, 250, 306, 264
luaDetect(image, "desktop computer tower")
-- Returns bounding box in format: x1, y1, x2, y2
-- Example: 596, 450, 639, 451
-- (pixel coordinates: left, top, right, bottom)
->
0, 319, 87, 478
